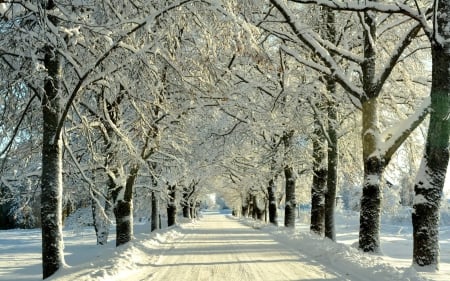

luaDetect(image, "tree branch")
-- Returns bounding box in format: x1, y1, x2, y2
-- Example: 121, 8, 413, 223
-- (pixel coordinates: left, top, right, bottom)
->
382, 96, 431, 164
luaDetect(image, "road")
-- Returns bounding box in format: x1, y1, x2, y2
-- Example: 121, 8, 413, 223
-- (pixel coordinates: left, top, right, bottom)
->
144, 213, 340, 281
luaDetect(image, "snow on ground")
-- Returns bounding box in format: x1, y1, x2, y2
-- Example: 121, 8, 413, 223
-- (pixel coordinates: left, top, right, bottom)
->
0, 210, 448, 280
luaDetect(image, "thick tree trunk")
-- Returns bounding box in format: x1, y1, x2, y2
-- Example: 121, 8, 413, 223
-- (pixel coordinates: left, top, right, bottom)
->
284, 165, 296, 228
413, 4, 450, 268
114, 199, 132, 246
41, 4, 64, 277
358, 9, 384, 252
151, 191, 160, 232
113, 166, 138, 247
359, 155, 384, 252
167, 185, 177, 226
41, 128, 64, 279
268, 178, 278, 225
359, 97, 384, 253
182, 205, 190, 218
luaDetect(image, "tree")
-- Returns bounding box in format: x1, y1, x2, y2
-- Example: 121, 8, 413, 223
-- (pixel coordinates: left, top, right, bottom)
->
40, 1, 65, 277
310, 100, 327, 235
269, 0, 430, 253
322, 7, 339, 241
1, 0, 200, 277
278, 0, 450, 270
412, 0, 450, 270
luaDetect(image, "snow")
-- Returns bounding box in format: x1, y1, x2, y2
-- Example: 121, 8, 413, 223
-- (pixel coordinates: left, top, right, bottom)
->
0, 210, 449, 280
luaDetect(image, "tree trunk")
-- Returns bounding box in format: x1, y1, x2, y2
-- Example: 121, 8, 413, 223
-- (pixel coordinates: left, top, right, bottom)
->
359, 155, 384, 252
283, 129, 296, 228
41, 3, 64, 277
325, 88, 338, 241
359, 97, 384, 252
254, 196, 265, 221
310, 119, 327, 236
242, 204, 249, 218
92, 192, 112, 245
413, 3, 450, 269
268, 178, 278, 225
284, 165, 296, 227
182, 186, 191, 218
113, 199, 132, 246
113, 165, 138, 247
182, 205, 190, 218
151, 191, 160, 232
310, 168, 327, 235
251, 195, 257, 219
323, 6, 338, 240
358, 9, 384, 253
189, 200, 197, 219
167, 185, 177, 226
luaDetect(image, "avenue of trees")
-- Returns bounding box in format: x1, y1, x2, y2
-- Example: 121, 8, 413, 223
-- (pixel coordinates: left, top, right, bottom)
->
0, 0, 448, 278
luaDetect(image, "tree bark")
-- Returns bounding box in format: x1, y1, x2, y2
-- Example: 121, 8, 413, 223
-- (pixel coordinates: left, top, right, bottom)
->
325, 101, 338, 240
323, 7, 338, 241
113, 165, 138, 247
357, 9, 384, 253
283, 129, 296, 228
92, 192, 112, 245
190, 202, 196, 219
113, 199, 132, 246
41, 1, 65, 277
284, 165, 296, 227
310, 169, 327, 235
182, 204, 191, 218
167, 185, 177, 226
268, 177, 278, 225
310, 116, 327, 236
151, 191, 160, 232
413, 1, 450, 269
359, 96, 384, 253
182, 185, 190, 218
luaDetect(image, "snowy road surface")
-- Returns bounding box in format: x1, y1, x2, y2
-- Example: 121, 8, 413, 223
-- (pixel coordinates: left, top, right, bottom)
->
144, 213, 339, 281
2, 212, 435, 281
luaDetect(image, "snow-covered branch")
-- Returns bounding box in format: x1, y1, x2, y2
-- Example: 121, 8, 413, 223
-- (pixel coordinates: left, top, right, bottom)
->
288, 0, 433, 41
269, 0, 364, 99
374, 22, 423, 95
381, 96, 431, 163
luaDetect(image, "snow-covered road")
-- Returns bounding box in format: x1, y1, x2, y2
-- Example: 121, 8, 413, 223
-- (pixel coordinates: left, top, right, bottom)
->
143, 213, 339, 281
2, 211, 438, 280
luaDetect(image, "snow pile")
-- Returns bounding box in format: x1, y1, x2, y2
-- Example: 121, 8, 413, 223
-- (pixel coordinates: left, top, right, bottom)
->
47, 226, 185, 281
238, 217, 430, 281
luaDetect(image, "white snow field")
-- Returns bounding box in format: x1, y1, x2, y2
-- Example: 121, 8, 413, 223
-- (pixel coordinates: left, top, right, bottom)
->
0, 210, 449, 281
